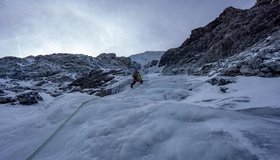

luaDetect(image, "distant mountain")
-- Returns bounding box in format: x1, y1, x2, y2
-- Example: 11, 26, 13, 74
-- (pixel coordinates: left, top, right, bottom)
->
130, 51, 164, 73
159, 0, 280, 77
130, 51, 164, 66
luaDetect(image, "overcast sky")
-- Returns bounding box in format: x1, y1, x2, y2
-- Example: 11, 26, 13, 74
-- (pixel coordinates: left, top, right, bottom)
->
0, 0, 255, 58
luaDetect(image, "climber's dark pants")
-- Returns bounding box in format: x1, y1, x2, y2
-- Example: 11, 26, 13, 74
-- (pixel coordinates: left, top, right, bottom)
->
131, 79, 143, 88
131, 80, 137, 88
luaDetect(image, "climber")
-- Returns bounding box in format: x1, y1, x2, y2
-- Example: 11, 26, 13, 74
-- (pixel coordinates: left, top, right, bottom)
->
130, 70, 143, 88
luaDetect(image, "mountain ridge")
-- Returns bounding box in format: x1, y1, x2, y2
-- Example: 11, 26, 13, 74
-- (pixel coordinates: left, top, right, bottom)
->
159, 0, 280, 76
0, 53, 141, 104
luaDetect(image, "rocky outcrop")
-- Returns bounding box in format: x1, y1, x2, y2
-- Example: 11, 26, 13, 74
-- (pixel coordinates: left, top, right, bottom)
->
96, 53, 141, 72
0, 53, 139, 81
218, 31, 280, 77
0, 53, 142, 104
16, 91, 43, 105
0, 90, 5, 96
95, 78, 132, 97
0, 97, 16, 104
256, 0, 278, 6
69, 69, 118, 89
97, 53, 117, 59
159, 0, 280, 76
221, 60, 280, 77
207, 77, 235, 86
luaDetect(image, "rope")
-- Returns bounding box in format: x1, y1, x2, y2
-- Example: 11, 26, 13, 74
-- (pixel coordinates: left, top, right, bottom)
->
26, 98, 97, 160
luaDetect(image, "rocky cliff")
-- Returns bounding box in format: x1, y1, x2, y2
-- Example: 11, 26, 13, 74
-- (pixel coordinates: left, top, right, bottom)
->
159, 0, 280, 76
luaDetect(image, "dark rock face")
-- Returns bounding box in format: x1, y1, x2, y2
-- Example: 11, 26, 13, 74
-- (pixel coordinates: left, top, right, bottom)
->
0, 97, 16, 104
0, 90, 5, 96
70, 69, 115, 89
16, 91, 43, 105
256, 0, 277, 6
97, 53, 117, 59
159, 0, 280, 76
220, 87, 228, 93
95, 89, 108, 97
207, 77, 235, 86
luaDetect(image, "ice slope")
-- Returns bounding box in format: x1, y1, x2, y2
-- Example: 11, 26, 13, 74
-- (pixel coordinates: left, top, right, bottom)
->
1, 74, 280, 160
0, 93, 94, 160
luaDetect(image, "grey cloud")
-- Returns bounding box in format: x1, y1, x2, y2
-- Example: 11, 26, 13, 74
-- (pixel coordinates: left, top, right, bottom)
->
0, 0, 255, 58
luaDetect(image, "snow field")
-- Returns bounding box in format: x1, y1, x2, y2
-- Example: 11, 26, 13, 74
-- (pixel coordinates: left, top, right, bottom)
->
1, 74, 280, 160
0, 93, 93, 160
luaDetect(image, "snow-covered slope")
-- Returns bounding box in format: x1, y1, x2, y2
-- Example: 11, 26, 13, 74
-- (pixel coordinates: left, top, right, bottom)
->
1, 74, 280, 160
130, 51, 164, 66
130, 51, 164, 73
